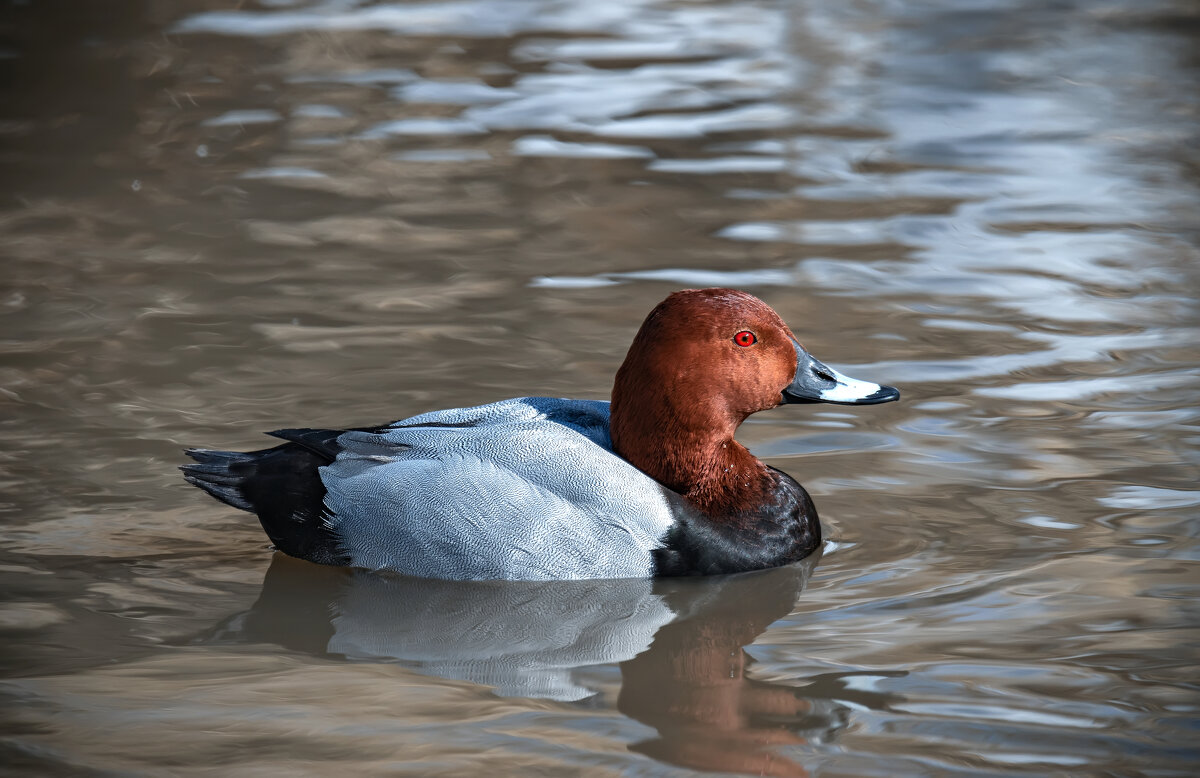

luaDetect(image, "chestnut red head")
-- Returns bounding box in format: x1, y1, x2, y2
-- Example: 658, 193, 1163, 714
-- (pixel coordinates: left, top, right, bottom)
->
610, 289, 897, 496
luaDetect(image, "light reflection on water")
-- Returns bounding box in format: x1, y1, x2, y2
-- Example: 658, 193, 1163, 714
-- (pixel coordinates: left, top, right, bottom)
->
1, 0, 1198, 775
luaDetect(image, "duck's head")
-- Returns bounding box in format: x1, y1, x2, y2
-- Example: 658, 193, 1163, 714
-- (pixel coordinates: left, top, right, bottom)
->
610, 288, 898, 497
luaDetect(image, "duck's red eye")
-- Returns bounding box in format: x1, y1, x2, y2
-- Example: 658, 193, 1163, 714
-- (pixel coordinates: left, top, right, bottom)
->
733, 330, 757, 347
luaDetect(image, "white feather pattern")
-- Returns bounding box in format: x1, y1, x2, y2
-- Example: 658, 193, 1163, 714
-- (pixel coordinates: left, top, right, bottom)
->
320, 397, 677, 580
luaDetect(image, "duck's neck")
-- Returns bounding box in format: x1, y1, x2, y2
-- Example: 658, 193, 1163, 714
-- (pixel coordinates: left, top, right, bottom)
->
610, 400, 774, 517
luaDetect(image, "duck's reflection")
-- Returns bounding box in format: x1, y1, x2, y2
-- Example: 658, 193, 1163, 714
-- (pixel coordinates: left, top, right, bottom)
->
204, 553, 862, 774
621, 567, 834, 777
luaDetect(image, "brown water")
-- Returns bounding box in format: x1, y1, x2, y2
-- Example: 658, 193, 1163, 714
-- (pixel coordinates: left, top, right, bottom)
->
2, 0, 1199, 775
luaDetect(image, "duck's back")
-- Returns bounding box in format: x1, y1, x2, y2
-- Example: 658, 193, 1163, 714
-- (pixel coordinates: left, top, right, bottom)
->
322, 397, 675, 579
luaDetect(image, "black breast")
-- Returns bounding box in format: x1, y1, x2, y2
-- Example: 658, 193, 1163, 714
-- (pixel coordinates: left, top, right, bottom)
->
651, 468, 821, 577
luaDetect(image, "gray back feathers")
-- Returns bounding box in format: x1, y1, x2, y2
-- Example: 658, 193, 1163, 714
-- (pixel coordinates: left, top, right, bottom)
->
320, 397, 676, 580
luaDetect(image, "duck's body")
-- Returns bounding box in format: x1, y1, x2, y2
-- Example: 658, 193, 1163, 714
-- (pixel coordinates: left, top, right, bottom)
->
324, 398, 672, 580
183, 289, 897, 580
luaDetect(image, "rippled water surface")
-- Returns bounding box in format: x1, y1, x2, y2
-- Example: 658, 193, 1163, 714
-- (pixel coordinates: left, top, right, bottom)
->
2, 0, 1199, 775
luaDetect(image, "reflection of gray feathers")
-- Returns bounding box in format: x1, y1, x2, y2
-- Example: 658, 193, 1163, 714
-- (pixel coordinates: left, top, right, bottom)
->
200, 554, 820, 704
322, 398, 676, 580
327, 573, 674, 701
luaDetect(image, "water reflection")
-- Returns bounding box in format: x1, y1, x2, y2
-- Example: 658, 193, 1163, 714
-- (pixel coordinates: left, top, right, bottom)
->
204, 554, 681, 701
200, 553, 879, 772
618, 564, 879, 777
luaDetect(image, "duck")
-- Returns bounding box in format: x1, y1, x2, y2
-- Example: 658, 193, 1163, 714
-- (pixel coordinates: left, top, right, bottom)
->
182, 288, 898, 580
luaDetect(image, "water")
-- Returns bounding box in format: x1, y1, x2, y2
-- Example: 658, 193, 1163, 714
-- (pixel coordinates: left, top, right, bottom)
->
2, 0, 1198, 774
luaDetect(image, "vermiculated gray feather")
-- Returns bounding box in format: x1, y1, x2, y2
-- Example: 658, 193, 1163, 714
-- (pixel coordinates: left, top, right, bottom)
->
321, 397, 676, 580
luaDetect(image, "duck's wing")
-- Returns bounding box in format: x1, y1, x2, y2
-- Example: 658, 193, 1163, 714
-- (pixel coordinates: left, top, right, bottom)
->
320, 397, 678, 580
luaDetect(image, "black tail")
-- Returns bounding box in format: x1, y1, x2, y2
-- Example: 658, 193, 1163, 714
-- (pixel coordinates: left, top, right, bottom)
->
181, 430, 350, 566
181, 448, 258, 512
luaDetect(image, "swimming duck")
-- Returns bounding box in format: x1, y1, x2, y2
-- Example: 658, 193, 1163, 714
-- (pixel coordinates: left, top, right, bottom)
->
182, 288, 898, 580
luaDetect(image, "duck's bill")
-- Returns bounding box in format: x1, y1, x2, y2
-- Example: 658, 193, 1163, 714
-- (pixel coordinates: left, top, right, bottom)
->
782, 341, 900, 406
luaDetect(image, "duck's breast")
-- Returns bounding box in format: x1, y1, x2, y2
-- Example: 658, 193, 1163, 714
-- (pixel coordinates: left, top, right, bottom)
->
319, 397, 677, 580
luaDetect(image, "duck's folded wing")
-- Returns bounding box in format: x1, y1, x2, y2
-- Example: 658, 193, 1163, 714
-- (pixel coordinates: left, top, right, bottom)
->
319, 405, 676, 581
